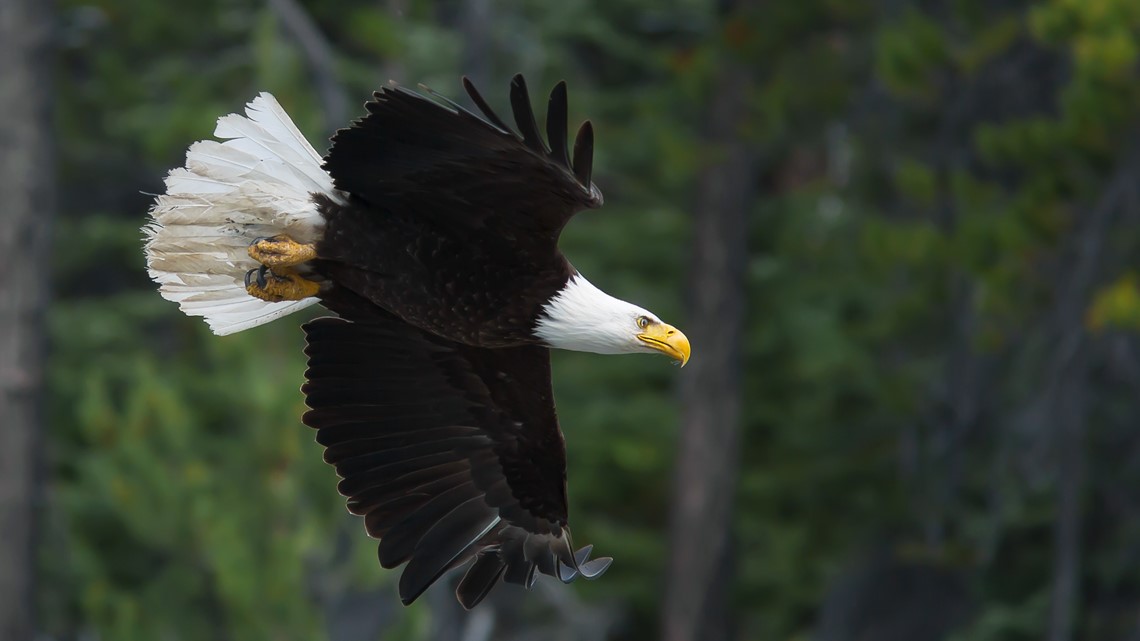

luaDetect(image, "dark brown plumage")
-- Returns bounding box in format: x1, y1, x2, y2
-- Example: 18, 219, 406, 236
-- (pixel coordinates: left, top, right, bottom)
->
310, 75, 602, 347
299, 77, 616, 607
145, 74, 688, 608
307, 287, 611, 608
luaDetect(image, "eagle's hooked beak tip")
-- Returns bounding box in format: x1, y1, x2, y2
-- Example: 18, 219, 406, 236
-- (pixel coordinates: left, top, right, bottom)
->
638, 323, 690, 367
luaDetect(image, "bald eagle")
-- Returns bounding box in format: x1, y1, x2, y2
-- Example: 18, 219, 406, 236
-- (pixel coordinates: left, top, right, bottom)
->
143, 75, 690, 608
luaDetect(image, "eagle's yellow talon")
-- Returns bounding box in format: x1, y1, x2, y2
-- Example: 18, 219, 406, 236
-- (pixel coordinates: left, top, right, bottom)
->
248, 235, 318, 267
245, 265, 320, 302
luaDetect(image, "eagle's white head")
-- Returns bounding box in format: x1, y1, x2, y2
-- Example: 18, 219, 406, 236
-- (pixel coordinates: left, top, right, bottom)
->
533, 274, 690, 365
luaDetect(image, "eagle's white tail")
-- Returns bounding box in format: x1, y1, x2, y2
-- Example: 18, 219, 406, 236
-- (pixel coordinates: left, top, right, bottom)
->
144, 93, 335, 335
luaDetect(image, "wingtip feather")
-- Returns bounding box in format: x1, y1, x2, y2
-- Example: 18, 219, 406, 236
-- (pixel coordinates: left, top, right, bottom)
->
572, 120, 595, 187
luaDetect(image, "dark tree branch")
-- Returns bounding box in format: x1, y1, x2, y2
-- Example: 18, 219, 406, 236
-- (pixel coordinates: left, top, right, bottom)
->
0, 0, 54, 638
1041, 162, 1137, 641
661, 17, 755, 641
266, 0, 347, 134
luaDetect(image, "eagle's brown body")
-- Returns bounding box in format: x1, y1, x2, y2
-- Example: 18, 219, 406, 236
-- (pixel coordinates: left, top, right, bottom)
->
304, 77, 601, 350
313, 193, 575, 348
295, 77, 615, 606
144, 75, 683, 609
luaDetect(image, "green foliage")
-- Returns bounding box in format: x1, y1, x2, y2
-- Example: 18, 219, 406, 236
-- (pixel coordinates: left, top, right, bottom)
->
1088, 273, 1140, 331
42, 0, 1140, 639
876, 10, 950, 98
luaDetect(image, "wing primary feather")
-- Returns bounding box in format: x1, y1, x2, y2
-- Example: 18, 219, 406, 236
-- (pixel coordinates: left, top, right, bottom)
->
416, 83, 457, 110
323, 426, 483, 465
420, 84, 508, 134
317, 422, 480, 449
494, 536, 524, 585
398, 506, 501, 605
502, 562, 526, 586
572, 120, 594, 186
332, 437, 479, 477
456, 553, 508, 610
363, 493, 429, 538
574, 544, 593, 566
558, 560, 578, 583
461, 76, 512, 134
525, 536, 558, 577
301, 304, 605, 607
546, 81, 570, 168
578, 556, 614, 579
338, 451, 470, 496
502, 559, 537, 588
378, 482, 479, 568
349, 467, 472, 517
509, 74, 546, 154
307, 406, 466, 432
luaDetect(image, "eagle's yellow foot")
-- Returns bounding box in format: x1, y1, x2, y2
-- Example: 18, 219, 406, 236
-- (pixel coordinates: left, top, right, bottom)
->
244, 265, 320, 302
248, 235, 318, 268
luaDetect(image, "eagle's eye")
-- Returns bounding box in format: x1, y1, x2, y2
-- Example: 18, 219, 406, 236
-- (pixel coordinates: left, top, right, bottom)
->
637, 316, 650, 329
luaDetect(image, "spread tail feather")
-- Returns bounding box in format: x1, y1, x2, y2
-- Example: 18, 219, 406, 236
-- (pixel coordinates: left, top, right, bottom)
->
144, 93, 337, 335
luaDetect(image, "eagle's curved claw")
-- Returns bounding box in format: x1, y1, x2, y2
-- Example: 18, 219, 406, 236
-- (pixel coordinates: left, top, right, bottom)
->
245, 265, 319, 302
243, 265, 272, 290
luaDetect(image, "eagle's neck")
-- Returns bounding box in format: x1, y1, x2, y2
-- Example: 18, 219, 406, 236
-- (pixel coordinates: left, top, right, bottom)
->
532, 273, 649, 354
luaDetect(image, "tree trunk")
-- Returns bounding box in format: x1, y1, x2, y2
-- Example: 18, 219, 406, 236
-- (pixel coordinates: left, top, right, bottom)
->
661, 24, 754, 641
1039, 164, 1132, 641
1047, 351, 1086, 641
266, 0, 346, 133
0, 0, 54, 639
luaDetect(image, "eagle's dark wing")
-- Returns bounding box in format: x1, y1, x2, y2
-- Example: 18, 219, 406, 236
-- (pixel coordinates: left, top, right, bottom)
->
322, 74, 602, 249
302, 293, 611, 608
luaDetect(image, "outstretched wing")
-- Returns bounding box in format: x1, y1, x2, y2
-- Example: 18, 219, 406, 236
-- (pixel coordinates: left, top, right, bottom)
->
322, 74, 603, 248
302, 291, 611, 608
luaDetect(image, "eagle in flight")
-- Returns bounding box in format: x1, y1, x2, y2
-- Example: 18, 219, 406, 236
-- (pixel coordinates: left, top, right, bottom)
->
143, 75, 690, 608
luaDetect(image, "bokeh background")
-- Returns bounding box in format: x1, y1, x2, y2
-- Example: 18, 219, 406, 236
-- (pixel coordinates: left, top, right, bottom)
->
4, 0, 1140, 640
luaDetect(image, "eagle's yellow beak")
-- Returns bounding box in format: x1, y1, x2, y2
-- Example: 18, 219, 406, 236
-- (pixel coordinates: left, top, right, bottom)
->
637, 322, 690, 366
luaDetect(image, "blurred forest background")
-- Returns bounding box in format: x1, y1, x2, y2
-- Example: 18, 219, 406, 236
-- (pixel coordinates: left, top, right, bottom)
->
3, 0, 1140, 639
